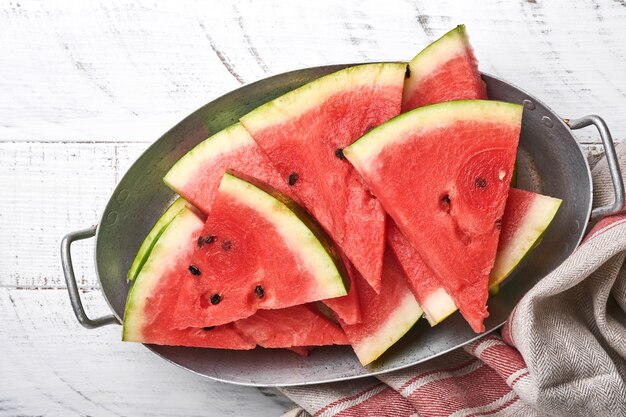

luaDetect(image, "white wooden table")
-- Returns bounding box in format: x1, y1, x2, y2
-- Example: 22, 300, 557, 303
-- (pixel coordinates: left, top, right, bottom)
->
2, 1, 625, 416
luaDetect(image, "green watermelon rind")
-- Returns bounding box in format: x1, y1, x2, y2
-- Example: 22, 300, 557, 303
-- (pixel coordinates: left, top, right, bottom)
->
219, 172, 348, 299
123, 207, 204, 342
345, 100, 523, 166
353, 290, 423, 366
240, 63, 406, 132
489, 194, 562, 289
127, 197, 188, 282
228, 170, 351, 291
406, 25, 471, 87
423, 192, 562, 323
163, 123, 255, 200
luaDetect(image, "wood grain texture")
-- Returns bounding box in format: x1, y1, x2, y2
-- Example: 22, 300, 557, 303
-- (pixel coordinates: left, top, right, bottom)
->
0, 1, 624, 142
2, 1, 625, 416
0, 288, 292, 417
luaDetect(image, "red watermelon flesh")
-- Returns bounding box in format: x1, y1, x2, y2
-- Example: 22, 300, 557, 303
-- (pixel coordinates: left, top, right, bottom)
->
388, 25, 488, 325
345, 100, 523, 333
164, 123, 294, 213
403, 25, 486, 111
490, 188, 562, 287
339, 249, 423, 366
173, 172, 347, 328
123, 206, 254, 349
241, 63, 406, 293
164, 123, 362, 325
321, 255, 362, 324
386, 220, 457, 326
234, 304, 349, 348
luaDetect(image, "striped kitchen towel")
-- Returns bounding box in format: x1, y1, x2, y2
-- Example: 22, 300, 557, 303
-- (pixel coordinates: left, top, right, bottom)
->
279, 143, 626, 416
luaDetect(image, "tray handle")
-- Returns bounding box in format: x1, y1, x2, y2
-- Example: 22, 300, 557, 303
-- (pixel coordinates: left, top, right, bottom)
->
566, 115, 624, 222
61, 226, 119, 329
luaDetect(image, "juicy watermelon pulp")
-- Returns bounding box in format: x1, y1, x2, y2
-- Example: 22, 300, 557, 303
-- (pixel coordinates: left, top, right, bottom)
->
345, 100, 523, 333
172, 172, 347, 328
123, 206, 254, 349
123, 25, 564, 365
163, 123, 362, 325
124, 202, 349, 351
241, 63, 406, 294
339, 250, 423, 366
403, 25, 486, 111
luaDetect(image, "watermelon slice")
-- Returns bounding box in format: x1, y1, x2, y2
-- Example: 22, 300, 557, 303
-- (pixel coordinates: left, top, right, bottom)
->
389, 188, 562, 326
345, 100, 523, 333
386, 221, 457, 326
490, 188, 562, 288
127, 197, 188, 282
173, 172, 347, 328
123, 206, 255, 349
340, 250, 423, 366
164, 123, 294, 213
234, 304, 349, 348
402, 25, 486, 111
241, 63, 406, 293
163, 123, 362, 324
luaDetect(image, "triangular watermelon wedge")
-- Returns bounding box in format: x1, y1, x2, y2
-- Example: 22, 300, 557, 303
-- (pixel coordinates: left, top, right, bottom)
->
345, 100, 523, 333
163, 123, 362, 324
340, 249, 423, 366
124, 201, 352, 351
234, 304, 349, 348
403, 24, 486, 111
241, 63, 406, 293
173, 172, 348, 328
123, 206, 255, 349
388, 188, 562, 326
490, 188, 562, 288
386, 220, 457, 326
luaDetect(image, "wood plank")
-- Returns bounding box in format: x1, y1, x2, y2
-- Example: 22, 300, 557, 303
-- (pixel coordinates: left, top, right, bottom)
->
0, 141, 149, 288
0, 1, 624, 143
0, 288, 292, 417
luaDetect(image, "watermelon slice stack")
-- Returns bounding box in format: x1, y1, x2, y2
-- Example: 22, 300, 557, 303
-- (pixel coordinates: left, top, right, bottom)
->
122, 25, 562, 367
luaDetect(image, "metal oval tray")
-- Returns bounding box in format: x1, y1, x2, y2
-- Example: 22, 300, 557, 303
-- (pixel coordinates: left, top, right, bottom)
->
93, 64, 593, 386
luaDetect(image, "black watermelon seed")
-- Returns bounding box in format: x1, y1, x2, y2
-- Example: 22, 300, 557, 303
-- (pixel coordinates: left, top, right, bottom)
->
440, 193, 451, 213
189, 265, 201, 276
255, 285, 265, 299
202, 326, 215, 331
205, 235, 215, 244
405, 64, 411, 79
210, 294, 221, 305
475, 177, 487, 188
222, 240, 232, 251
335, 148, 346, 160
197, 236, 204, 248
495, 218, 502, 230
365, 124, 375, 133
288, 172, 299, 186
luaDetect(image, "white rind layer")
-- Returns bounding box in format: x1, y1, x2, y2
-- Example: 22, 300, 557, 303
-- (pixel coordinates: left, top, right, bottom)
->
406, 25, 469, 88
123, 207, 204, 341
353, 291, 423, 366
421, 287, 458, 326
490, 194, 562, 286
240, 63, 405, 132
345, 100, 523, 170
163, 123, 256, 193
218, 173, 347, 299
